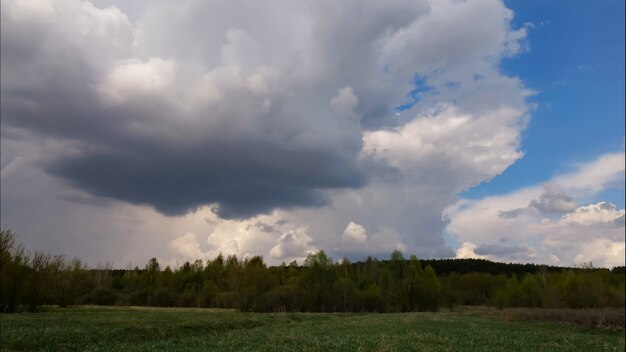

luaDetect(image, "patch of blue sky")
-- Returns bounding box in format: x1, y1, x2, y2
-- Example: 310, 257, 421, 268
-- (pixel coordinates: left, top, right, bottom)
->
393, 75, 432, 114
584, 186, 626, 209
463, 0, 625, 203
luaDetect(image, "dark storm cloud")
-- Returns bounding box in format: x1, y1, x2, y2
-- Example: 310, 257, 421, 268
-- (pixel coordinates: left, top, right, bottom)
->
48, 142, 365, 218
1, 0, 373, 219
2, 0, 535, 265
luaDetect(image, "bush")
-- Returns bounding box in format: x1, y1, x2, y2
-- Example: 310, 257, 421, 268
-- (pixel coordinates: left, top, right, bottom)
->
502, 308, 625, 329
82, 286, 118, 306
152, 287, 177, 307
354, 288, 386, 312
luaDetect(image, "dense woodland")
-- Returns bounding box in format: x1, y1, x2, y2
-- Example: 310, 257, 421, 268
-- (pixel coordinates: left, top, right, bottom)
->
1, 229, 624, 313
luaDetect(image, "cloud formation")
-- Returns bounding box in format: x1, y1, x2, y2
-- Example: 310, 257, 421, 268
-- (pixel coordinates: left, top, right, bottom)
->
2, 0, 541, 265
2, 0, 529, 218
499, 183, 577, 218
342, 222, 369, 243
446, 151, 625, 267
269, 228, 317, 263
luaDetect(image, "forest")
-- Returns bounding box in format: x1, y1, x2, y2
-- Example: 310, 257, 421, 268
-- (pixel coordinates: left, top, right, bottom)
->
2, 229, 624, 313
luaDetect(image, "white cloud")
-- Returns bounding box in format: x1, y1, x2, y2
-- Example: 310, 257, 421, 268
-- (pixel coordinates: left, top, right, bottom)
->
446, 151, 626, 267
380, 0, 524, 77
99, 57, 177, 102
363, 105, 525, 189
560, 202, 625, 226
455, 241, 536, 263
342, 221, 368, 243
201, 211, 285, 260
549, 254, 560, 265
269, 228, 317, 264
555, 152, 625, 195
456, 242, 486, 259
574, 239, 625, 269
169, 232, 206, 262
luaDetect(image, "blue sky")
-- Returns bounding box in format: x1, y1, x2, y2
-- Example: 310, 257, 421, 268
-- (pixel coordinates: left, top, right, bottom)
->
464, 0, 625, 208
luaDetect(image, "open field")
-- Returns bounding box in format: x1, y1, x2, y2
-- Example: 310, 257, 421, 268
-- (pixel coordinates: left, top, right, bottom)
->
1, 306, 624, 352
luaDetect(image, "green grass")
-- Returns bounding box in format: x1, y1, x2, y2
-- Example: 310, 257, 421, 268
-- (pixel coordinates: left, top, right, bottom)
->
1, 306, 624, 352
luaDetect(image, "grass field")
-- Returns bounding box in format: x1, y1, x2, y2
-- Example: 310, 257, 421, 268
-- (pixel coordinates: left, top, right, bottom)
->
1, 306, 624, 352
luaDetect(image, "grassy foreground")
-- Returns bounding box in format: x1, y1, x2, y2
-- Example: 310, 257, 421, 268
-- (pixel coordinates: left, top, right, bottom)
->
1, 306, 623, 352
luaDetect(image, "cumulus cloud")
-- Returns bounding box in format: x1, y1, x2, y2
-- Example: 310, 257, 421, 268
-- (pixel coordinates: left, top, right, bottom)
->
1, 0, 530, 219
529, 184, 578, 214
169, 232, 206, 262
455, 242, 536, 263
342, 222, 369, 243
499, 183, 577, 218
455, 242, 485, 260
363, 105, 525, 187
574, 240, 625, 269
560, 202, 625, 226
201, 211, 286, 260
446, 151, 626, 267
1, 0, 537, 265
99, 57, 177, 102
269, 228, 317, 263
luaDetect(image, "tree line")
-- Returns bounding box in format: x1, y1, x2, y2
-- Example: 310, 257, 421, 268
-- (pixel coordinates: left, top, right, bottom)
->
1, 229, 624, 313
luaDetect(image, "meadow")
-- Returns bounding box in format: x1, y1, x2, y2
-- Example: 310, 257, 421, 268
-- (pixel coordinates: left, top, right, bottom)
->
1, 306, 624, 352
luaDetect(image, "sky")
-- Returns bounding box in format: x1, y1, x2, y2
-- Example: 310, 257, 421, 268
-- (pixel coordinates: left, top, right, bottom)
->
1, 0, 624, 269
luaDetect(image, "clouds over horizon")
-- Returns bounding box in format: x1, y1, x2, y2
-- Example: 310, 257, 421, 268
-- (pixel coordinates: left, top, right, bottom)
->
3, 0, 620, 267
447, 151, 625, 267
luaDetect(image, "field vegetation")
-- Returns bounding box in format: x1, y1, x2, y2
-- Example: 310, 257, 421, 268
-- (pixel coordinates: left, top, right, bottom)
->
1, 306, 624, 352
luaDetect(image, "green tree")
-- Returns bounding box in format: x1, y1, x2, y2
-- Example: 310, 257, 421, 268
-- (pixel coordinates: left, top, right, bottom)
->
24, 251, 52, 312
144, 257, 160, 304
417, 265, 441, 311
401, 256, 423, 311
302, 250, 336, 311
240, 256, 271, 311
0, 229, 28, 312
